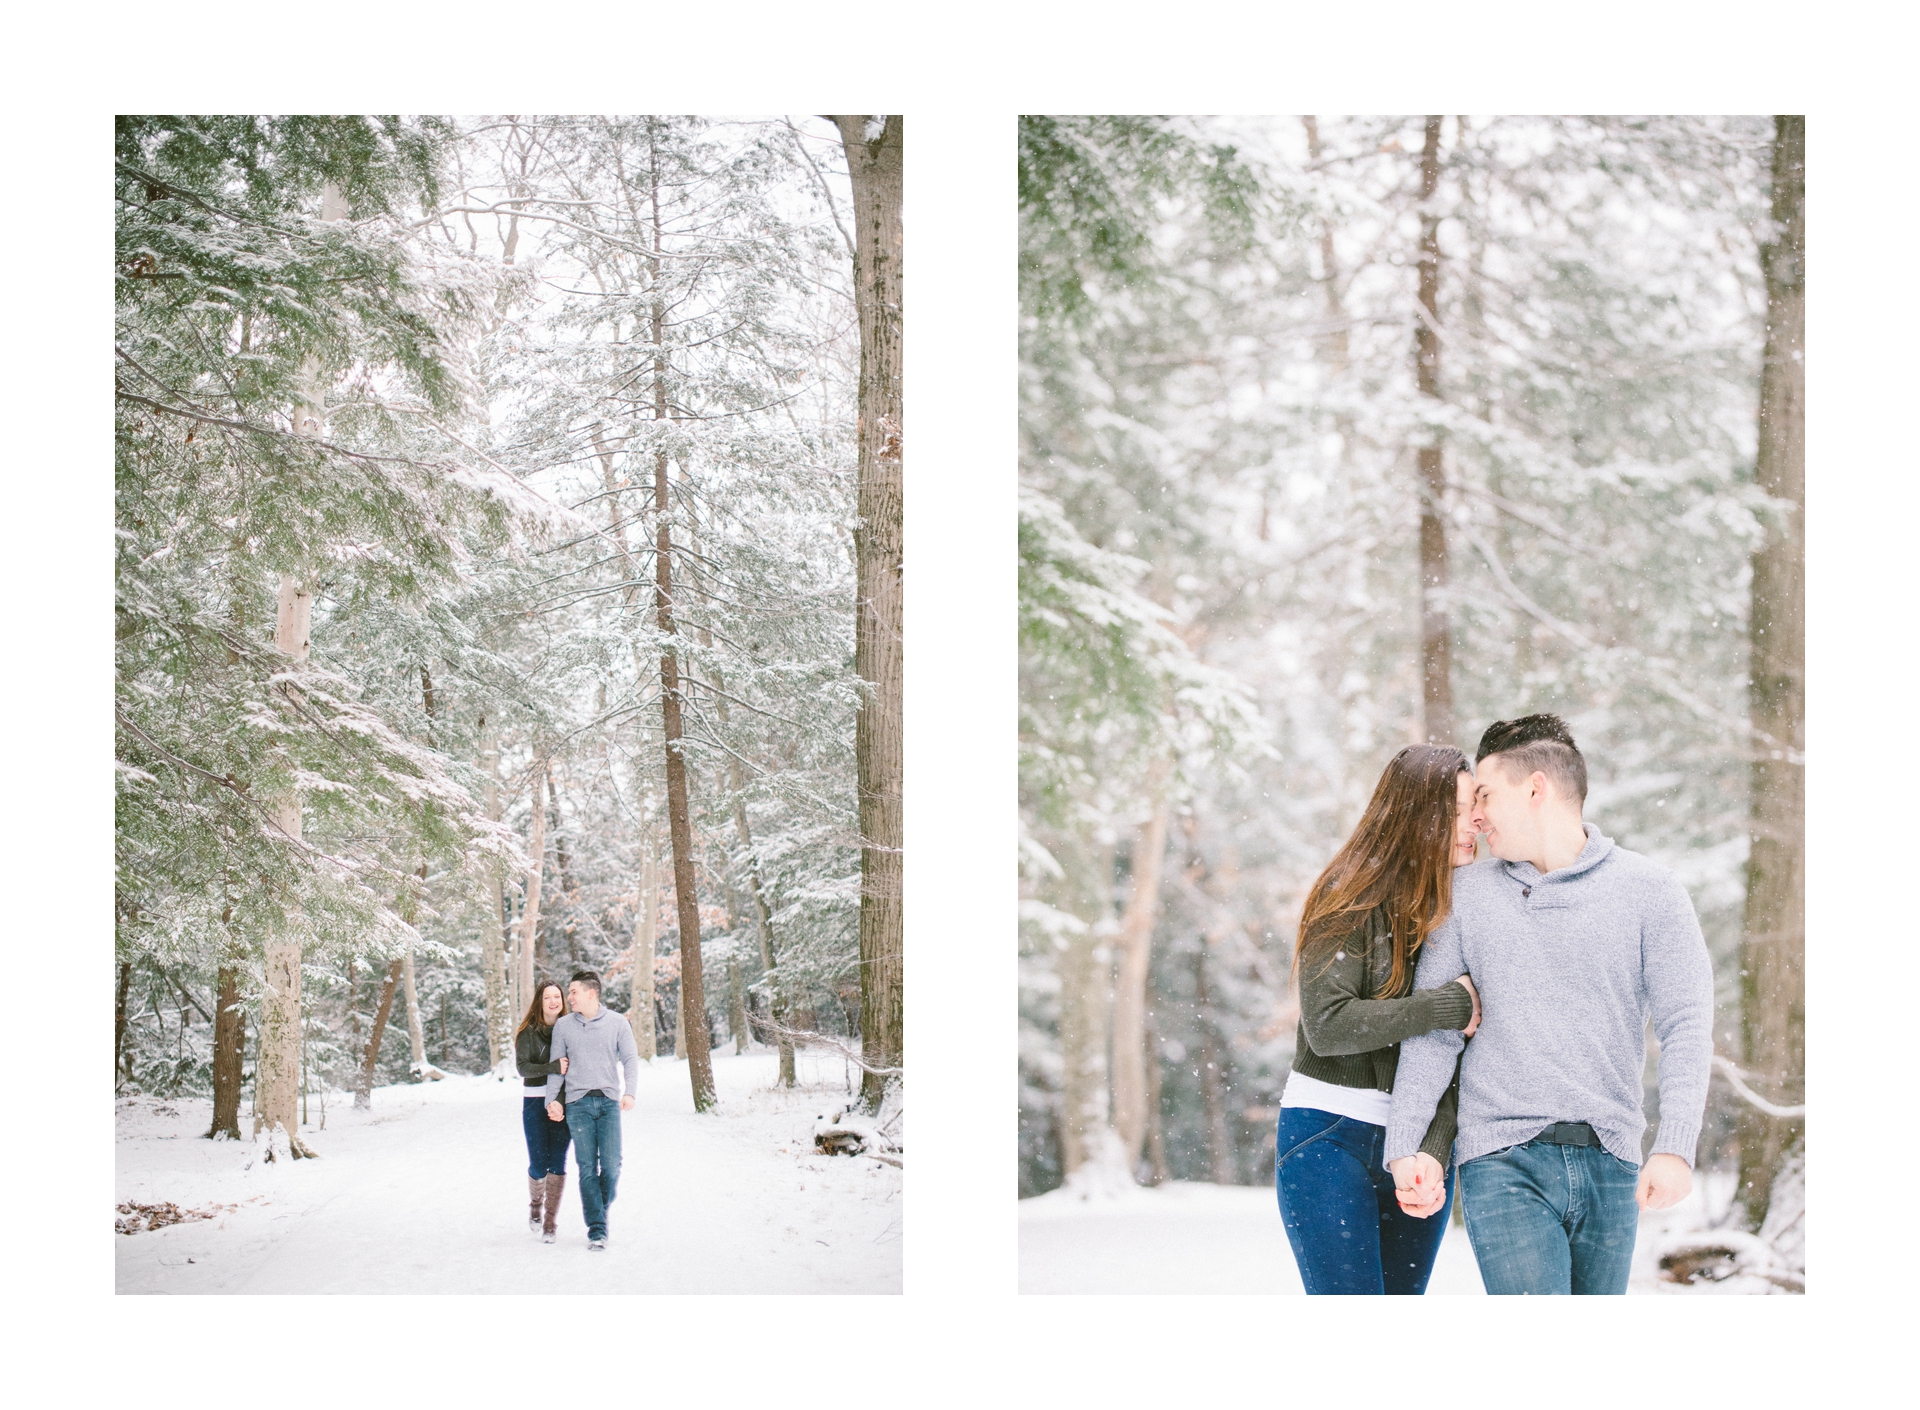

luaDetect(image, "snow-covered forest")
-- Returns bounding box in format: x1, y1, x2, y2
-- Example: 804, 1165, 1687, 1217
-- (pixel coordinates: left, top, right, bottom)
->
1018, 115, 1803, 1292
115, 112, 904, 1237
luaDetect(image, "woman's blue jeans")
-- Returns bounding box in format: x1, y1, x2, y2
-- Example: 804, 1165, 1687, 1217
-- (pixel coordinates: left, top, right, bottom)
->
1456, 1138, 1640, 1295
522, 1095, 572, 1179
1275, 1106, 1454, 1295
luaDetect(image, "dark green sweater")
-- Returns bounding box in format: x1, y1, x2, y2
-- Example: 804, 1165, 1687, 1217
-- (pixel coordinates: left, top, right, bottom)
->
515, 1023, 563, 1096
1291, 904, 1473, 1166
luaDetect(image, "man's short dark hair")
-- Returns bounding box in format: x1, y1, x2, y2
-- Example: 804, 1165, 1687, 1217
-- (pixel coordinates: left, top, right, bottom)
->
569, 970, 602, 997
1475, 713, 1587, 806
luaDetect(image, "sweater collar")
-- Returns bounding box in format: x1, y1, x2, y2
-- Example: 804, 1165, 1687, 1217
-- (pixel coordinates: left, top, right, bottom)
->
1501, 822, 1613, 886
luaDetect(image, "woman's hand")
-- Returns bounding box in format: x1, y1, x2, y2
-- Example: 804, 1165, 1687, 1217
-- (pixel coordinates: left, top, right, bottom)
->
1390, 1154, 1447, 1218
1453, 973, 1482, 1037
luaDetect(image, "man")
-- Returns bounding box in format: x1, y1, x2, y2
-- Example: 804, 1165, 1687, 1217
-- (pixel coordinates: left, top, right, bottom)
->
546, 970, 640, 1251
1383, 714, 1713, 1295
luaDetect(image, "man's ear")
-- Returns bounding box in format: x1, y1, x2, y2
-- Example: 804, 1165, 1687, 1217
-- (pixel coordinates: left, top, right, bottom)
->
1529, 770, 1549, 803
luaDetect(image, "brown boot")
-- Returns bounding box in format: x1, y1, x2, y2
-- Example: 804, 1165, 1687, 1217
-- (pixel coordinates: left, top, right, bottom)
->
542, 1173, 566, 1242
528, 1176, 544, 1233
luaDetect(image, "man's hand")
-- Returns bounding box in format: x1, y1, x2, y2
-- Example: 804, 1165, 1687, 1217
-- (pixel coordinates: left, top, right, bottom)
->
547, 1101, 565, 1123
619, 1094, 634, 1112
1453, 973, 1481, 1038
1390, 1153, 1447, 1219
1636, 1152, 1692, 1211
557, 1056, 568, 1075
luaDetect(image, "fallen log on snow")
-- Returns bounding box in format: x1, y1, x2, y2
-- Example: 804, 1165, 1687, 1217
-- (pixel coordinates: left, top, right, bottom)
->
812, 1103, 900, 1161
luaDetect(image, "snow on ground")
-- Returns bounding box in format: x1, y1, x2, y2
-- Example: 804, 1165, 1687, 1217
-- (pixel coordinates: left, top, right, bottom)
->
1019, 1171, 1762, 1294
116, 1050, 900, 1294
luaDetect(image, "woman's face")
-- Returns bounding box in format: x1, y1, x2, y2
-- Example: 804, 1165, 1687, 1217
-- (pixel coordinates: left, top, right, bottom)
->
540, 986, 564, 1023
1452, 769, 1479, 867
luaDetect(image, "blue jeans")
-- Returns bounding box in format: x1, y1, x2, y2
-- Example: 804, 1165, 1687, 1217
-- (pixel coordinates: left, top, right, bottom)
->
565, 1094, 623, 1239
1457, 1138, 1640, 1294
1274, 1107, 1454, 1295
522, 1096, 572, 1179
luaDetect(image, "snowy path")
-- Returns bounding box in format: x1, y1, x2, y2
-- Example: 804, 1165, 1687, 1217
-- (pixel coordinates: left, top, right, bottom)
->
116, 1051, 901, 1295
1019, 1177, 1734, 1294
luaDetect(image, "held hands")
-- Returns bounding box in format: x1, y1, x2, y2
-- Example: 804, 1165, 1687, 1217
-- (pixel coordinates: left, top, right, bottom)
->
547, 1101, 565, 1123
1453, 973, 1482, 1037
1390, 1153, 1447, 1219
1636, 1152, 1692, 1211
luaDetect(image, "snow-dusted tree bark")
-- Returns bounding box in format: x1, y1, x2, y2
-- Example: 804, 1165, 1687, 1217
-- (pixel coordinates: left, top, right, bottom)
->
1111, 789, 1170, 1175
355, 959, 405, 1109
208, 899, 245, 1138
832, 114, 904, 1112
1055, 840, 1113, 1178
518, 761, 548, 1001
1414, 116, 1454, 746
1737, 114, 1805, 1232
630, 829, 658, 1061
477, 716, 511, 1068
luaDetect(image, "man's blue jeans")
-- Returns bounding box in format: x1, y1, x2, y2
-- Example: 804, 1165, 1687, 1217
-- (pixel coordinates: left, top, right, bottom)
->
1457, 1138, 1640, 1294
564, 1094, 623, 1240
1274, 1107, 1454, 1295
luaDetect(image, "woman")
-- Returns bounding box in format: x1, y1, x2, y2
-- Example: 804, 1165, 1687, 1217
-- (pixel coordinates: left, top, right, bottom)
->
516, 980, 572, 1243
1275, 743, 1483, 1295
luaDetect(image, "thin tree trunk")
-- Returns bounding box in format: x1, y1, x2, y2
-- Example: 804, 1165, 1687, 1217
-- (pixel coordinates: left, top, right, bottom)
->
1195, 945, 1236, 1185
548, 767, 581, 965
1414, 116, 1454, 746
1738, 114, 1806, 1233
631, 825, 658, 1060
644, 120, 716, 1112
1111, 783, 1170, 1178
477, 716, 511, 1068
1143, 977, 1171, 1186
519, 760, 548, 1004
832, 115, 905, 1113
354, 958, 405, 1109
1055, 838, 1112, 1179
735, 780, 793, 1084
1301, 116, 1351, 376
208, 895, 245, 1138
729, 942, 748, 1056
115, 960, 133, 1089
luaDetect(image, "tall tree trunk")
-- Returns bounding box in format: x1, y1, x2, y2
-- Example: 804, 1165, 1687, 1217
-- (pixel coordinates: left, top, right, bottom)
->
833, 114, 905, 1112
734, 780, 793, 1084
1301, 116, 1351, 376
630, 825, 658, 1060
401, 860, 430, 1076
1111, 783, 1170, 1177
1143, 975, 1171, 1186
1195, 945, 1236, 1185
354, 959, 405, 1109
519, 760, 548, 1003
208, 893, 246, 1138
253, 181, 344, 1158
1055, 839, 1112, 1179
728, 940, 749, 1056
115, 960, 133, 1090
477, 716, 511, 1068
1414, 115, 1454, 746
646, 120, 717, 1112
257, 576, 315, 1156
1738, 114, 1806, 1233
548, 767, 581, 965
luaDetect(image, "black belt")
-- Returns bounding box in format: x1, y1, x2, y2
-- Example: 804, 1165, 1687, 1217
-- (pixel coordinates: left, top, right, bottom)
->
1532, 1121, 1600, 1147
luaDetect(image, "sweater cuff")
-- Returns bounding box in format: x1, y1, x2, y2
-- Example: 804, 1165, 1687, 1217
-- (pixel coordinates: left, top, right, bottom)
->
1650, 1117, 1701, 1168
1422, 980, 1475, 1031
1383, 1124, 1425, 1170
1417, 1123, 1454, 1168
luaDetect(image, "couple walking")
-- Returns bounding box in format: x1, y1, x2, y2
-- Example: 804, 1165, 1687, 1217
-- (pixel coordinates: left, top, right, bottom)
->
515, 969, 641, 1251
1276, 713, 1714, 1295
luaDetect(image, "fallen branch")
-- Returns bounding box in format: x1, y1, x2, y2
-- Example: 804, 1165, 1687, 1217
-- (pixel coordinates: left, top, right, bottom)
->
762, 1020, 902, 1077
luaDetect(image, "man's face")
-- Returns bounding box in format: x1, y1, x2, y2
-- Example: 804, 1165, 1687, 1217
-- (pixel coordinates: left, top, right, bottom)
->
1472, 753, 1540, 862
567, 981, 596, 1015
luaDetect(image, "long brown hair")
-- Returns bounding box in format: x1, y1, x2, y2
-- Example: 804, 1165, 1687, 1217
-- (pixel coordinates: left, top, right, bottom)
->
515, 980, 565, 1037
1292, 744, 1471, 999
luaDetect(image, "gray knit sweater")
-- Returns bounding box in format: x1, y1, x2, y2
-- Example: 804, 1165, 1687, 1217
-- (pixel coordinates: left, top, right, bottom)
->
1383, 825, 1714, 1172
